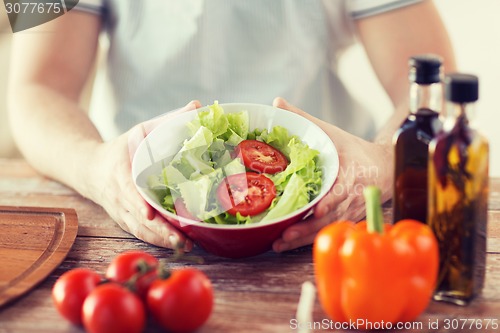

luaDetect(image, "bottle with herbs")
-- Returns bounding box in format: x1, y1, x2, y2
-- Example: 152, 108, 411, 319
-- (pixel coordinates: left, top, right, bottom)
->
428, 73, 489, 306
393, 54, 443, 224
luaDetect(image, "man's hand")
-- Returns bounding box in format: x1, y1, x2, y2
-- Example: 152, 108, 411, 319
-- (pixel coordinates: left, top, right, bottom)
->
84, 101, 201, 250
271, 97, 393, 252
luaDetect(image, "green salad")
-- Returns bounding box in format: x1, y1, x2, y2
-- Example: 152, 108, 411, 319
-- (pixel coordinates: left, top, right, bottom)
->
148, 102, 322, 224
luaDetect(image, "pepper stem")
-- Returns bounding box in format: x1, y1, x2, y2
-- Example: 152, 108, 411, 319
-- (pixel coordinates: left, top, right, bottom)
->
364, 186, 384, 234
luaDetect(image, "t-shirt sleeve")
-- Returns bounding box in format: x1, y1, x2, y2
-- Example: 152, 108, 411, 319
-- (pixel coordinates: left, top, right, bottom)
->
348, 0, 423, 19
71, 0, 104, 15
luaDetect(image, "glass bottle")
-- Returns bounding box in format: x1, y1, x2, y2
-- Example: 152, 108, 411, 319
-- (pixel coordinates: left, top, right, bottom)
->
428, 73, 488, 305
393, 54, 443, 224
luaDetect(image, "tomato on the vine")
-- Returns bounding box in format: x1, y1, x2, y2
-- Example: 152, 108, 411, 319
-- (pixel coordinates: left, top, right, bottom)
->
53, 252, 214, 333
147, 268, 213, 333
82, 283, 145, 333
105, 250, 158, 299
52, 268, 101, 325
235, 139, 288, 174
217, 172, 276, 216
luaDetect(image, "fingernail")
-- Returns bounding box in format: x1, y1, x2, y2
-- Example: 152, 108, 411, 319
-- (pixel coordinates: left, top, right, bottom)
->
184, 241, 192, 252
317, 202, 332, 217
187, 100, 199, 109
169, 234, 179, 247
284, 230, 300, 242
276, 243, 289, 253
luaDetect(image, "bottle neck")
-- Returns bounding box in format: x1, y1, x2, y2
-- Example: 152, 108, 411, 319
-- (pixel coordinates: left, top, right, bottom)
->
409, 81, 442, 114
443, 101, 476, 131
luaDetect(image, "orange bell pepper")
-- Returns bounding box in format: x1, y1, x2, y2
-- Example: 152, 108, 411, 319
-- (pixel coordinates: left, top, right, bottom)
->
314, 186, 438, 329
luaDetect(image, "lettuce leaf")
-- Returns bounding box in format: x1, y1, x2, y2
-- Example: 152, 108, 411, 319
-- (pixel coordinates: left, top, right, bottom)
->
221, 111, 249, 146
171, 126, 214, 178
152, 102, 322, 224
261, 173, 309, 221
270, 137, 320, 186
187, 101, 228, 137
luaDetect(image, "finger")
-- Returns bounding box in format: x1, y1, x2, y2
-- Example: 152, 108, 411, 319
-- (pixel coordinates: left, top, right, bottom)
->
273, 232, 317, 253
273, 201, 356, 253
116, 207, 140, 236
273, 97, 325, 126
117, 208, 192, 250
273, 209, 337, 251
117, 174, 190, 248
339, 198, 366, 222
115, 153, 156, 220
273, 96, 337, 139
142, 100, 201, 135
272, 97, 312, 120
188, 99, 202, 110
289, 209, 338, 238
314, 182, 349, 218
141, 215, 193, 251
122, 188, 155, 222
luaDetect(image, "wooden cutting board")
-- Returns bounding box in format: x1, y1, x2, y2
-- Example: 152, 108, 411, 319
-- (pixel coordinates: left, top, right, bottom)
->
0, 206, 78, 307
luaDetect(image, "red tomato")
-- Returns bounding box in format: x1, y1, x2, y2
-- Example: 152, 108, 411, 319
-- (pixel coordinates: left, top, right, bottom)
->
147, 268, 213, 333
105, 251, 158, 299
235, 140, 288, 174
217, 172, 276, 216
52, 268, 101, 325
82, 283, 145, 333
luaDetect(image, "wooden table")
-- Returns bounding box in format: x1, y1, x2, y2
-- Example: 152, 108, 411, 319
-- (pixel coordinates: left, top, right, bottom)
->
0, 158, 499, 333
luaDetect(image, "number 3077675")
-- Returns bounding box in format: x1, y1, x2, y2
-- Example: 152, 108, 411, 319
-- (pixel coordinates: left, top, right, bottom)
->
5, 2, 64, 14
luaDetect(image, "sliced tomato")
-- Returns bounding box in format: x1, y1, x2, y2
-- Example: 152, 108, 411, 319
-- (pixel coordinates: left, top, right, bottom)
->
235, 140, 288, 174
217, 172, 276, 216
174, 198, 199, 221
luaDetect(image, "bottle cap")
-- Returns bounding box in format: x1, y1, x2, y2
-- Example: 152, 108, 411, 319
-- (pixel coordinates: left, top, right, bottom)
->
409, 54, 443, 84
444, 73, 479, 103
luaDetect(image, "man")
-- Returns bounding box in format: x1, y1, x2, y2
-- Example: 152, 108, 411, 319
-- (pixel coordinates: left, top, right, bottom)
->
8, 0, 455, 252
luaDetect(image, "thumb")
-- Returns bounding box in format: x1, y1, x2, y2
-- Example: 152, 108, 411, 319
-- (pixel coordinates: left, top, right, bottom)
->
272, 97, 313, 120
273, 97, 332, 133
142, 99, 201, 135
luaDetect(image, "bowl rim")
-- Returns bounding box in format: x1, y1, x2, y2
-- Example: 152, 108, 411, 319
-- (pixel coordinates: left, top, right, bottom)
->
132, 102, 339, 230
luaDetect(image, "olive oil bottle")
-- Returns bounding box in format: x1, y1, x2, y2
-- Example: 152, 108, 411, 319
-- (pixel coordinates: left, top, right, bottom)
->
393, 54, 443, 223
428, 74, 488, 305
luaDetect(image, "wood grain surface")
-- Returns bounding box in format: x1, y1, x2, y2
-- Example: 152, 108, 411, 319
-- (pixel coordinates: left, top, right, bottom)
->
0, 206, 78, 308
0, 158, 499, 333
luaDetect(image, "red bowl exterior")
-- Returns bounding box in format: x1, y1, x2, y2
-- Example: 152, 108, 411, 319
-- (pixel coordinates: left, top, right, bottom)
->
132, 103, 339, 259
159, 210, 311, 258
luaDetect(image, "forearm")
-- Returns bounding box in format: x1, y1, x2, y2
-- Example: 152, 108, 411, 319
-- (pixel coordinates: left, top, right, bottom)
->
8, 83, 104, 199
356, 0, 456, 147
